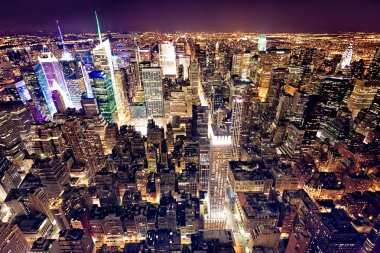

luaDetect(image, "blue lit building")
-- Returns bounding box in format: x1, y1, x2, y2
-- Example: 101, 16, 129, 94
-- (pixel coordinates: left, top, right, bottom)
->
33, 64, 56, 115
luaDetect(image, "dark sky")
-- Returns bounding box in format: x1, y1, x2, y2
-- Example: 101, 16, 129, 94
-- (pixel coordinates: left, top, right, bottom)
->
1, 0, 380, 34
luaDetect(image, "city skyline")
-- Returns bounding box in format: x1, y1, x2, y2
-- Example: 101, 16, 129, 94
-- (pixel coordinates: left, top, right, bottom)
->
0, 2, 380, 252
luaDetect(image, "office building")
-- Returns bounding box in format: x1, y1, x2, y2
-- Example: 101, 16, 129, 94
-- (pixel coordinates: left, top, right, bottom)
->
142, 67, 164, 117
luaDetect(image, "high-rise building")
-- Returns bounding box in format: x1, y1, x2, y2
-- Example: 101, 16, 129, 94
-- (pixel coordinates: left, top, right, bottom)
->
199, 138, 210, 191
231, 96, 244, 160
142, 67, 164, 117
205, 125, 231, 230
31, 157, 70, 198
290, 91, 309, 126
60, 58, 87, 110
89, 71, 117, 122
114, 69, 129, 121
189, 62, 201, 105
192, 105, 209, 139
177, 55, 191, 80
159, 41, 177, 76
258, 35, 267, 52
339, 42, 353, 69
306, 209, 363, 252
348, 79, 380, 117
0, 155, 22, 202
33, 63, 56, 115
58, 228, 95, 253
0, 112, 25, 163
367, 46, 380, 80
38, 46, 72, 108
21, 65, 50, 117
360, 222, 380, 253
0, 222, 30, 253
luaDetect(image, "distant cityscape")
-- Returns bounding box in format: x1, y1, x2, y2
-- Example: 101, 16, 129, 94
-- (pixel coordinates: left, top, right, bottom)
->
0, 11, 380, 253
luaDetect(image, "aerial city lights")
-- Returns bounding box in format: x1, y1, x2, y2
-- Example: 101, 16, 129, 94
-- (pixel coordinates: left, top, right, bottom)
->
0, 3, 380, 253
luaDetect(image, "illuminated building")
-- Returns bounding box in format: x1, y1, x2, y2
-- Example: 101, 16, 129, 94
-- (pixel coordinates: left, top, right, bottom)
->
0, 155, 22, 202
231, 96, 244, 160
189, 62, 201, 105
21, 65, 50, 117
0, 222, 30, 253
159, 41, 177, 76
205, 125, 231, 230
0, 102, 31, 141
306, 209, 363, 252
58, 228, 95, 253
192, 105, 209, 139
228, 161, 273, 195
301, 95, 326, 152
33, 63, 56, 115
348, 79, 380, 117
31, 157, 70, 198
257, 35, 267, 52
13, 213, 53, 248
279, 123, 305, 159
232, 50, 252, 78
316, 76, 353, 120
360, 222, 380, 253
113, 69, 129, 121
29, 122, 65, 157
141, 67, 164, 117
339, 42, 353, 69
285, 231, 311, 253
60, 58, 87, 110
30, 238, 61, 253
367, 46, 380, 80
0, 112, 25, 163
89, 71, 117, 122
177, 54, 190, 80
38, 46, 72, 109
290, 91, 309, 125
14, 80, 32, 103
249, 225, 280, 250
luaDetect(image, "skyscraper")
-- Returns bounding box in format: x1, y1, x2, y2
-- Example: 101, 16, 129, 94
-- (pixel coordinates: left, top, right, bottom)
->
258, 35, 267, 52
92, 13, 124, 121
33, 63, 56, 115
231, 96, 244, 160
205, 125, 231, 230
89, 71, 117, 122
38, 46, 72, 108
0, 112, 25, 163
159, 41, 177, 76
0, 222, 30, 253
142, 67, 164, 117
339, 42, 353, 69
60, 57, 87, 110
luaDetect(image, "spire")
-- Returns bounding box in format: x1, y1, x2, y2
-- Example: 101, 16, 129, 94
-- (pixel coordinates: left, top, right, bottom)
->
95, 11, 102, 44
56, 20, 71, 59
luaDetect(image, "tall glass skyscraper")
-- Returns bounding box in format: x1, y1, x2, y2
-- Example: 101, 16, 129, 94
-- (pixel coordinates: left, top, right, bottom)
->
89, 71, 117, 122
60, 58, 87, 110
33, 63, 56, 115
38, 46, 73, 108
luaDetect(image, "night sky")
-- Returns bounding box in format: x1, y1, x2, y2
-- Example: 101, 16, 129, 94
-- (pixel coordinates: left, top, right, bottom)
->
1, 0, 380, 34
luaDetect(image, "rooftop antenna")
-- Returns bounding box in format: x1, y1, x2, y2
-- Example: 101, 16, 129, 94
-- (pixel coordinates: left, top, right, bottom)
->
95, 11, 102, 44
56, 20, 68, 54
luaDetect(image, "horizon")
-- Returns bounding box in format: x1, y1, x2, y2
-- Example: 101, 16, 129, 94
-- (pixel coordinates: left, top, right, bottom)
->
1, 0, 380, 34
